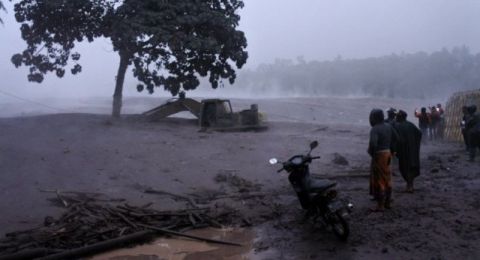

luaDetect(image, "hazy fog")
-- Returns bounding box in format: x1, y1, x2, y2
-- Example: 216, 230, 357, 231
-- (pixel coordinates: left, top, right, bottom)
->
0, 0, 479, 101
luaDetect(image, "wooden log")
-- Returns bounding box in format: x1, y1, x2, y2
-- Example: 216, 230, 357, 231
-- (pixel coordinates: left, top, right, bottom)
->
144, 189, 199, 208
110, 209, 138, 229
0, 248, 57, 260
138, 224, 243, 247
37, 231, 155, 260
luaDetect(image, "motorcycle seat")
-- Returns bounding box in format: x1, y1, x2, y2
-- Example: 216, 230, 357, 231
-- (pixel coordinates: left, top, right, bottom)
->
309, 179, 337, 193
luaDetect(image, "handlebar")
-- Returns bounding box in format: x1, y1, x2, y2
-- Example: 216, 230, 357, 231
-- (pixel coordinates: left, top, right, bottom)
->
276, 155, 320, 173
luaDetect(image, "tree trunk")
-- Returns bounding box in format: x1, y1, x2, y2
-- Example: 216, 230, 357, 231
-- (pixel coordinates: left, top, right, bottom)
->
112, 52, 130, 118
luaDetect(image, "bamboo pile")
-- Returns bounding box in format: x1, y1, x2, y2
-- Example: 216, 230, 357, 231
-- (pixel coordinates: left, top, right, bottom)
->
0, 191, 240, 260
444, 89, 480, 142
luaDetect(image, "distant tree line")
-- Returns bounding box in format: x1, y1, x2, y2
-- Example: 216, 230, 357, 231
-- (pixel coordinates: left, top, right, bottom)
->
234, 46, 480, 99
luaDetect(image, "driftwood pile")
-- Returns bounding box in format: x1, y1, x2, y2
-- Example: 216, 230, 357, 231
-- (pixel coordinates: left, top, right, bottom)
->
0, 191, 241, 260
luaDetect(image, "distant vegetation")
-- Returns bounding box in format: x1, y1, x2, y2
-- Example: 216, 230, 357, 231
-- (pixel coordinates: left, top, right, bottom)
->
235, 46, 479, 99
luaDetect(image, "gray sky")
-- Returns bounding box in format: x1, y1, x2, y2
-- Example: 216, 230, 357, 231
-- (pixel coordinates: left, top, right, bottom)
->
1, 0, 479, 100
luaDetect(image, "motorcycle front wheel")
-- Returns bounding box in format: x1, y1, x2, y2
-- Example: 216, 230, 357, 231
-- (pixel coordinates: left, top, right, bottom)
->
329, 212, 350, 241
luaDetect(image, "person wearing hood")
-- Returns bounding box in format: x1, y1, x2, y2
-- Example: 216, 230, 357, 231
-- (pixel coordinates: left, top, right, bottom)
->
394, 110, 422, 193
368, 109, 398, 211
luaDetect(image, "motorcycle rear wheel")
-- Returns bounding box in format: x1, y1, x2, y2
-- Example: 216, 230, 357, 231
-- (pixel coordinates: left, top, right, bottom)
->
330, 212, 350, 241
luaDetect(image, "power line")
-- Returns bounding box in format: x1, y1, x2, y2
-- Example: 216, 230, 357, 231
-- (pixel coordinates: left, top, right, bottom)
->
0, 89, 71, 113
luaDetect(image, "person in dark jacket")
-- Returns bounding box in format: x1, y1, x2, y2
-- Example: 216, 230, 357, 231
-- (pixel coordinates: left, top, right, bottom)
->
466, 105, 480, 161
368, 109, 398, 211
415, 107, 430, 142
385, 108, 397, 125
394, 110, 422, 193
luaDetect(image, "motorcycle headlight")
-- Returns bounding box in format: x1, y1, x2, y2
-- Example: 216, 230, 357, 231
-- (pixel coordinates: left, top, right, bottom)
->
347, 202, 354, 210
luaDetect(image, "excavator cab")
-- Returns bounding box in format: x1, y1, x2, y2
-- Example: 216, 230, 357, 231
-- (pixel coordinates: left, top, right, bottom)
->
200, 99, 234, 128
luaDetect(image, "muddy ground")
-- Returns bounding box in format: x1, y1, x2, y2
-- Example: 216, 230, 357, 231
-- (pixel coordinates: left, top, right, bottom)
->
0, 97, 478, 259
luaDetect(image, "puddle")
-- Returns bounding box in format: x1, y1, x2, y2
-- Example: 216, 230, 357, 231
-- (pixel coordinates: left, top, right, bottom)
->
91, 227, 254, 260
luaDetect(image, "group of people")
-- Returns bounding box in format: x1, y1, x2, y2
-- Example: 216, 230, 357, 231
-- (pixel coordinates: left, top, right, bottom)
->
461, 105, 480, 161
368, 108, 422, 212
413, 104, 445, 142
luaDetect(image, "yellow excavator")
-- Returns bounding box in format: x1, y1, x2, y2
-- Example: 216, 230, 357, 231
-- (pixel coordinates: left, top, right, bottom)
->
142, 94, 267, 132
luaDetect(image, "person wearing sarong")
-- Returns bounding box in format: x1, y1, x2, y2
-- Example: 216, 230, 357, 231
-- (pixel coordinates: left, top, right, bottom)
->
368, 109, 397, 211
394, 110, 422, 193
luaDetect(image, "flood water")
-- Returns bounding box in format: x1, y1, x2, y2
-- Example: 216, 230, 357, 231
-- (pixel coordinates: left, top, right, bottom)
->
91, 228, 255, 260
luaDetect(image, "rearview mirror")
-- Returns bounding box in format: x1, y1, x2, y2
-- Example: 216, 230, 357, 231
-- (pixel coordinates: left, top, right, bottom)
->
310, 141, 318, 150
269, 158, 278, 165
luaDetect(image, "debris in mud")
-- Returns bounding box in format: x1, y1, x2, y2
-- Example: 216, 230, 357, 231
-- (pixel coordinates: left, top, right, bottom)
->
447, 155, 460, 162
144, 188, 199, 208
0, 191, 242, 259
427, 155, 442, 163
332, 153, 349, 166
214, 172, 262, 193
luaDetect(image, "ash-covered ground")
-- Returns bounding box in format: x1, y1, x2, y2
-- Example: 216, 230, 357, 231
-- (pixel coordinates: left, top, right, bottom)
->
0, 96, 478, 259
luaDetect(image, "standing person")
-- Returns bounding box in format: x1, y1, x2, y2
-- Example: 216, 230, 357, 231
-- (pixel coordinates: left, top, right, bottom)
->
466, 105, 480, 161
461, 106, 469, 150
385, 108, 399, 175
415, 107, 430, 142
430, 106, 441, 141
385, 108, 397, 124
394, 110, 422, 193
368, 109, 397, 211
436, 104, 445, 140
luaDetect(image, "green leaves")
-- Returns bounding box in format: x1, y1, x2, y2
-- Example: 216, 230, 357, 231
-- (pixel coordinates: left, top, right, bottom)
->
12, 0, 248, 97
12, 0, 117, 82
11, 54, 23, 68
129, 0, 248, 95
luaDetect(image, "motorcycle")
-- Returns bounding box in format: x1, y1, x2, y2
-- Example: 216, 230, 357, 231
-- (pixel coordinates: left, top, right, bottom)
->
269, 141, 353, 241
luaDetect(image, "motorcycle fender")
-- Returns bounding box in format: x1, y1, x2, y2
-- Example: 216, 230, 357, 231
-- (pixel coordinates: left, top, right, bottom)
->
328, 201, 350, 218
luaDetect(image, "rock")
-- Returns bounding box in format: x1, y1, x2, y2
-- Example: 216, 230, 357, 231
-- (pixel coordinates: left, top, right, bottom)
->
430, 168, 440, 173
332, 153, 349, 166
